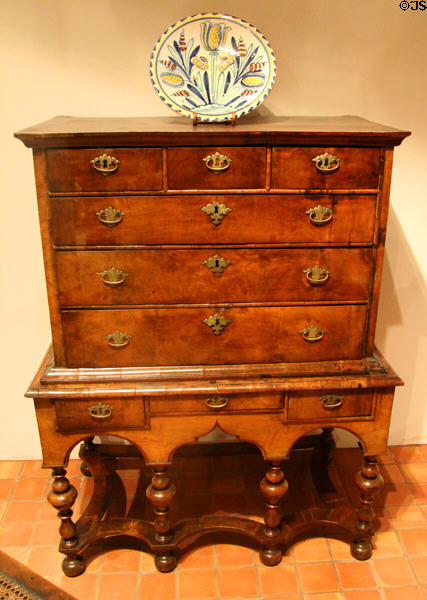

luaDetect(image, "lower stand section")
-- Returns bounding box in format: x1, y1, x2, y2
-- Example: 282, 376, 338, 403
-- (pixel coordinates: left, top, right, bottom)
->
50, 435, 384, 576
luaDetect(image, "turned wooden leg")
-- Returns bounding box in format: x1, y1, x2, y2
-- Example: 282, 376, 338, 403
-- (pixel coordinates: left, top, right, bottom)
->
79, 436, 95, 477
47, 467, 85, 577
146, 465, 177, 572
259, 460, 288, 566
351, 455, 384, 561
311, 428, 336, 495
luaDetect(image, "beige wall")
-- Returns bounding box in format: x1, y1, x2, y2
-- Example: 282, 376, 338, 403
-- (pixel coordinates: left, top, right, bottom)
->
1, 0, 426, 458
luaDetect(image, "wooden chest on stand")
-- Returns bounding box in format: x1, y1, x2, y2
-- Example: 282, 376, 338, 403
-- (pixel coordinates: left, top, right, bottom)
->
15, 115, 409, 575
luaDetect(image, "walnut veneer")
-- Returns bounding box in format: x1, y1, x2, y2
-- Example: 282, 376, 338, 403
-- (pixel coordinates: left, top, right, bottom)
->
15, 114, 410, 576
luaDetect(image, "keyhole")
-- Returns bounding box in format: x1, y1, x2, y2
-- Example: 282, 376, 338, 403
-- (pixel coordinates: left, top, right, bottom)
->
102, 158, 108, 168
214, 205, 219, 213
215, 259, 219, 267
215, 318, 220, 325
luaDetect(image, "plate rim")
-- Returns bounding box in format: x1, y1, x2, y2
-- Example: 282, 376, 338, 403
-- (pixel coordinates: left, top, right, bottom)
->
149, 12, 276, 122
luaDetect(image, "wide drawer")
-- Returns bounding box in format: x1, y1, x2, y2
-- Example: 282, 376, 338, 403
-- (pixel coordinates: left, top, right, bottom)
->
167, 147, 266, 189
51, 194, 376, 246
272, 147, 380, 189
47, 148, 163, 192
54, 397, 147, 431
61, 305, 367, 367
287, 389, 373, 421
149, 393, 283, 415
56, 247, 373, 306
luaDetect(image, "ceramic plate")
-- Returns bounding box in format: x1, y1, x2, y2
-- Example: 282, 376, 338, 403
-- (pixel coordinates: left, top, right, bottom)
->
150, 13, 276, 122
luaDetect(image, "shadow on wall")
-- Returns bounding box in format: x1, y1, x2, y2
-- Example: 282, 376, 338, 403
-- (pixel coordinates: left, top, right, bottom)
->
376, 206, 427, 444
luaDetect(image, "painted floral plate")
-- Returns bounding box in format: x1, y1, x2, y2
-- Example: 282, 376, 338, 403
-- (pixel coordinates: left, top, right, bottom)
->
150, 13, 276, 122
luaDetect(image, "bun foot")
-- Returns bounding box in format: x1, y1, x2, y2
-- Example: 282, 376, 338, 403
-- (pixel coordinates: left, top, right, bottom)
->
260, 547, 282, 566
155, 551, 177, 572
62, 554, 86, 577
351, 539, 372, 561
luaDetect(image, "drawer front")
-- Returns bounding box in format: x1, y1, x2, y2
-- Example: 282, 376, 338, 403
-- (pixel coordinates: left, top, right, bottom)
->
61, 305, 367, 367
287, 389, 373, 421
167, 147, 266, 189
56, 248, 373, 306
54, 397, 147, 431
149, 393, 283, 415
47, 148, 163, 192
272, 147, 380, 189
51, 194, 376, 246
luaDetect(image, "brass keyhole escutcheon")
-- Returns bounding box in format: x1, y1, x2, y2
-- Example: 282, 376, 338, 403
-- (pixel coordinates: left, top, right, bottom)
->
206, 396, 229, 409
201, 200, 232, 226
202, 254, 232, 277
203, 152, 232, 173
203, 312, 232, 335
105, 330, 131, 348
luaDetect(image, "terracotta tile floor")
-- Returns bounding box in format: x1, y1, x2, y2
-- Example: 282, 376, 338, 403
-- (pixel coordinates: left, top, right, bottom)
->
0, 444, 427, 599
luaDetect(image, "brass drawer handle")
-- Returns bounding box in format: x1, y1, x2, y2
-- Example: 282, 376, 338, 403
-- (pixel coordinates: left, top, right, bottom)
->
105, 330, 131, 348
90, 153, 120, 175
206, 396, 229, 409
203, 152, 232, 173
305, 205, 333, 226
97, 267, 128, 287
304, 265, 329, 286
88, 402, 113, 419
320, 394, 344, 409
201, 200, 232, 226
96, 206, 125, 227
300, 325, 326, 343
312, 152, 340, 174
203, 312, 232, 335
202, 254, 232, 277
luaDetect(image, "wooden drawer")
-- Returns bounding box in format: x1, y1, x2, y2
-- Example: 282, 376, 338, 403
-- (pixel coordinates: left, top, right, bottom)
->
54, 397, 147, 431
149, 393, 283, 415
167, 147, 266, 189
51, 194, 376, 246
272, 147, 380, 189
47, 148, 163, 192
61, 305, 367, 367
287, 389, 374, 421
56, 247, 373, 306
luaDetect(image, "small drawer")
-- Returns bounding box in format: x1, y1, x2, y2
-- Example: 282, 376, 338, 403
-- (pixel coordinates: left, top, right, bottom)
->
51, 194, 377, 247
54, 398, 147, 431
47, 148, 163, 192
287, 390, 373, 422
149, 393, 283, 415
167, 147, 266, 189
272, 147, 380, 190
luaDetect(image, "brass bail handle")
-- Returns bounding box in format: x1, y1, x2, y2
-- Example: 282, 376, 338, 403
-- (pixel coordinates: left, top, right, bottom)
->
304, 265, 329, 286
299, 325, 326, 343
105, 330, 131, 348
88, 402, 113, 419
90, 153, 120, 175
97, 267, 128, 287
96, 206, 125, 227
312, 152, 340, 174
206, 396, 229, 409
320, 394, 344, 409
203, 152, 232, 173
305, 205, 333, 226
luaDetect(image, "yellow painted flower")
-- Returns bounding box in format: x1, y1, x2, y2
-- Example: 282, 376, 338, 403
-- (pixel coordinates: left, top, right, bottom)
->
200, 21, 231, 51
